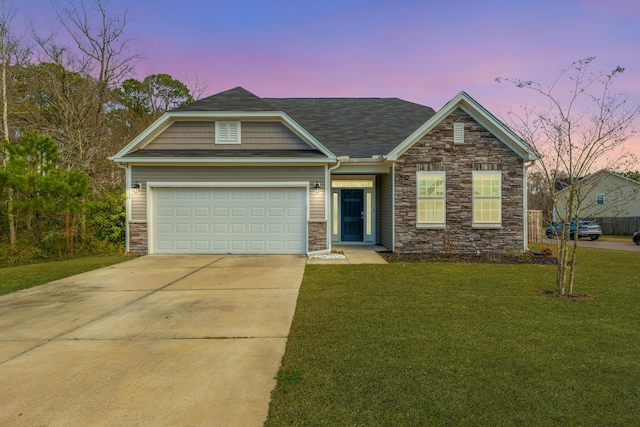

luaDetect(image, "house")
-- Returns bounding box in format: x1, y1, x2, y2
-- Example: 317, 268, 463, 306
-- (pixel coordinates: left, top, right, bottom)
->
111, 87, 537, 255
554, 170, 640, 234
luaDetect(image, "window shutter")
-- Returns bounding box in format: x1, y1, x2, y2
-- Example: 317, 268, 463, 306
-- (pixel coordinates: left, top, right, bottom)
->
454, 123, 464, 143
227, 122, 238, 141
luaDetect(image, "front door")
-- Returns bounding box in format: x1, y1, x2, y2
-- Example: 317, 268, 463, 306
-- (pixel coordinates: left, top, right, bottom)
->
341, 189, 364, 242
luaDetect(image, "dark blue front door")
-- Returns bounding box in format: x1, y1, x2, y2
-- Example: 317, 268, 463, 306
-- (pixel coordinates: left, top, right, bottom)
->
341, 189, 363, 242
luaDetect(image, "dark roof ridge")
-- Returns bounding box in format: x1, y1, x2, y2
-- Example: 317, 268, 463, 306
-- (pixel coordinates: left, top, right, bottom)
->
172, 86, 277, 112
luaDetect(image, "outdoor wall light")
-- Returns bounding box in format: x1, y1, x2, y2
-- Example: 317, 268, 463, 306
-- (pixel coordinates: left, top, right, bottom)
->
313, 182, 321, 193
132, 182, 141, 193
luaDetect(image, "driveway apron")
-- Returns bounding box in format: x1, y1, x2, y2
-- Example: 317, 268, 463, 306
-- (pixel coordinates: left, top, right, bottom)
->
0, 254, 305, 426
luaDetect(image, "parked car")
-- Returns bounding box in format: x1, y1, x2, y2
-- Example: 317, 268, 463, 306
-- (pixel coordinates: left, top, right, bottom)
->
545, 220, 602, 240
633, 231, 640, 245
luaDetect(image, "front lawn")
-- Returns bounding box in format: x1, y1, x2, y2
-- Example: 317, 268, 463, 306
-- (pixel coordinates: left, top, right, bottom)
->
266, 247, 640, 426
0, 254, 134, 296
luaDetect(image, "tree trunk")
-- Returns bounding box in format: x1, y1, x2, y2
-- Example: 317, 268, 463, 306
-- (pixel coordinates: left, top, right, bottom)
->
34, 210, 41, 246
568, 235, 579, 295
1, 1, 15, 245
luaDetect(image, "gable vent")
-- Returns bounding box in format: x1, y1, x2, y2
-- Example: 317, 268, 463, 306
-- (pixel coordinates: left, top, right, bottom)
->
453, 122, 464, 144
216, 121, 241, 144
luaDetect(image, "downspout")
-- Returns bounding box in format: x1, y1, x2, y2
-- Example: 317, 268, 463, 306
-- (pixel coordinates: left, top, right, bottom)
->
116, 162, 131, 253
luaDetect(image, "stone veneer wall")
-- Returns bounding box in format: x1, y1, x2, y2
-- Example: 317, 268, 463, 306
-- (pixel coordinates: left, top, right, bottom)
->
394, 108, 525, 254
308, 220, 328, 252
129, 221, 148, 255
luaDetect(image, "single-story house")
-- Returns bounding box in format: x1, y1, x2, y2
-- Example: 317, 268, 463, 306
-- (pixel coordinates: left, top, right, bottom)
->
112, 87, 537, 255
554, 170, 640, 234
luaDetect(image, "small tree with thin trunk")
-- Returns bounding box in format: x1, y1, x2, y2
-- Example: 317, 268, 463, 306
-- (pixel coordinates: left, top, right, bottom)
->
497, 57, 639, 295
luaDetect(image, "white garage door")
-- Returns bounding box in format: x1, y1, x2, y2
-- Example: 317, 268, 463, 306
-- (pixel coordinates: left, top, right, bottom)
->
152, 187, 306, 254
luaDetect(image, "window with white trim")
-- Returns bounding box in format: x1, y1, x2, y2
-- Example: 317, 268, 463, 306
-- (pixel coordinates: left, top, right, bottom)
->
417, 172, 446, 227
215, 121, 241, 144
596, 194, 605, 205
454, 122, 464, 143
473, 171, 502, 226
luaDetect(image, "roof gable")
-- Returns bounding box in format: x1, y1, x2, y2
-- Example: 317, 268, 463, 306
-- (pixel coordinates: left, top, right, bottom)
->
388, 92, 537, 161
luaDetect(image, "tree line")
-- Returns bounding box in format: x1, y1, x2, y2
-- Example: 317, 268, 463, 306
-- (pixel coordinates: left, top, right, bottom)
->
0, 0, 198, 263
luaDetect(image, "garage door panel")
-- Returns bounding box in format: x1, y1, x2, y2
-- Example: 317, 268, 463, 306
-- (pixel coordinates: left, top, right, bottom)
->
156, 239, 173, 251
250, 241, 266, 251
175, 240, 191, 251
194, 240, 210, 251
213, 207, 228, 217
269, 224, 284, 233
157, 223, 172, 233
287, 207, 303, 216
194, 224, 210, 233
250, 224, 265, 233
269, 207, 284, 217
157, 207, 173, 217
194, 191, 210, 200
175, 224, 191, 234
268, 241, 284, 251
213, 224, 228, 234
231, 191, 247, 200
176, 207, 192, 217
153, 187, 306, 254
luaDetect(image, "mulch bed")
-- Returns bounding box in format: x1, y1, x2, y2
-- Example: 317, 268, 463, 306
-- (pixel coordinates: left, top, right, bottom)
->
378, 251, 558, 265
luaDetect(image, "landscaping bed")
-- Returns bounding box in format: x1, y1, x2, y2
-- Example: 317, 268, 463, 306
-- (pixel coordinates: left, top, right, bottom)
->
378, 250, 557, 265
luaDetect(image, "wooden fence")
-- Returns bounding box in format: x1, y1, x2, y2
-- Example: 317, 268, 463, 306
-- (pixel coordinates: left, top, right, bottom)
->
588, 217, 640, 235
528, 210, 542, 243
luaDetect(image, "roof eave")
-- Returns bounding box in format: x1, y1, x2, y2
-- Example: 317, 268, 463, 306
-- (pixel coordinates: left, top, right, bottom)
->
113, 156, 336, 165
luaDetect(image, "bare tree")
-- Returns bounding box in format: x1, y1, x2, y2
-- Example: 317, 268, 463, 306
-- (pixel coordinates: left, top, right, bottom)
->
53, 0, 140, 96
1, 0, 31, 244
498, 57, 639, 295
26, 0, 140, 190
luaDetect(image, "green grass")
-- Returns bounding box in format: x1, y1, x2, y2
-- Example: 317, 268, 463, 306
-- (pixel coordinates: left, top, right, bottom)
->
0, 254, 135, 296
266, 247, 640, 426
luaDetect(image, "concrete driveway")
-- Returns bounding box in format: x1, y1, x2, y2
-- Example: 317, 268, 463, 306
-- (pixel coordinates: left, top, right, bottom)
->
0, 254, 306, 426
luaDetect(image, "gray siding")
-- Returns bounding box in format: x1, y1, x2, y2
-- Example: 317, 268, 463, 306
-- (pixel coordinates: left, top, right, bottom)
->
145, 121, 311, 150
377, 171, 394, 249
130, 165, 325, 221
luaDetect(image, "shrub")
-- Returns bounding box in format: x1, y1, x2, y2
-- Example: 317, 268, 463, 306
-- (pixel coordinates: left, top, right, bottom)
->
86, 189, 127, 249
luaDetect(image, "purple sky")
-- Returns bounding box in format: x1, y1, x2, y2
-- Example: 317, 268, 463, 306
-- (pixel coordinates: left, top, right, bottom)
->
17, 0, 640, 166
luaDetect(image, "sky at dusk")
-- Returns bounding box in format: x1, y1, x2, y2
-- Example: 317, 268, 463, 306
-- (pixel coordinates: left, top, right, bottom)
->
15, 0, 640, 167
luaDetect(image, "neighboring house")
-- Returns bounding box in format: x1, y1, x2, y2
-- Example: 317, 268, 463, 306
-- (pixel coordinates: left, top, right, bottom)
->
554, 170, 640, 234
112, 87, 537, 255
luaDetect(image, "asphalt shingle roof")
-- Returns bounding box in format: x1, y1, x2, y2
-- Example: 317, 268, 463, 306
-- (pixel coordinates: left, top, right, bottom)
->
174, 87, 436, 158
172, 87, 277, 112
